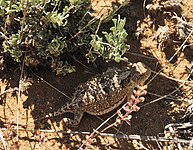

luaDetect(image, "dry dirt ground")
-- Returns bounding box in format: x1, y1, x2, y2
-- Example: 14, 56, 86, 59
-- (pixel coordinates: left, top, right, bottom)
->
0, 0, 193, 149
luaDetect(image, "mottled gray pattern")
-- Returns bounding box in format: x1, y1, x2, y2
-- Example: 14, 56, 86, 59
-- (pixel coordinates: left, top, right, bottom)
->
40, 62, 151, 126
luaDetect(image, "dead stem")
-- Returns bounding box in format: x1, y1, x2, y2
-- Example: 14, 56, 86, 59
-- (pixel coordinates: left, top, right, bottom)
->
168, 29, 193, 62
31, 71, 71, 100
0, 130, 7, 150
152, 70, 192, 83
148, 92, 191, 104
16, 59, 25, 142
0, 127, 191, 144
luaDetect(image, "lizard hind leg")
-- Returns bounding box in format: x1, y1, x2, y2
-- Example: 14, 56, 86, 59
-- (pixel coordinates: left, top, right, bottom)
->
44, 102, 73, 119
62, 111, 84, 127
36, 102, 79, 123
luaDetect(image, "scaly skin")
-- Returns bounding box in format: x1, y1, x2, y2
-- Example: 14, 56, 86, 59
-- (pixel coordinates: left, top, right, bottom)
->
38, 62, 151, 126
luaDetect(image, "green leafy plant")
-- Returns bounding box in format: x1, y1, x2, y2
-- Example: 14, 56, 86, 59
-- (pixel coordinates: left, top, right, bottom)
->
0, 0, 94, 74
0, 0, 128, 75
2, 33, 22, 62
88, 15, 129, 62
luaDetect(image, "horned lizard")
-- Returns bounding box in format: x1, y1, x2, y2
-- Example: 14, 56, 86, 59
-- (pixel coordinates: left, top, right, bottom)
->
38, 62, 151, 126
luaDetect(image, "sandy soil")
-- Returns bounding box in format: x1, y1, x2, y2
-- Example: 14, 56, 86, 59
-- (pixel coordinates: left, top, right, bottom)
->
0, 0, 193, 149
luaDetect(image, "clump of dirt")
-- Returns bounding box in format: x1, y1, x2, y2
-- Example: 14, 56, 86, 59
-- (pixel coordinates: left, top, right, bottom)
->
0, 0, 193, 149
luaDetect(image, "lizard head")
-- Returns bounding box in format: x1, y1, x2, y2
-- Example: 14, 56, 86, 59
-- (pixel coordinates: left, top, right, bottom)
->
130, 62, 151, 86
118, 62, 151, 87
